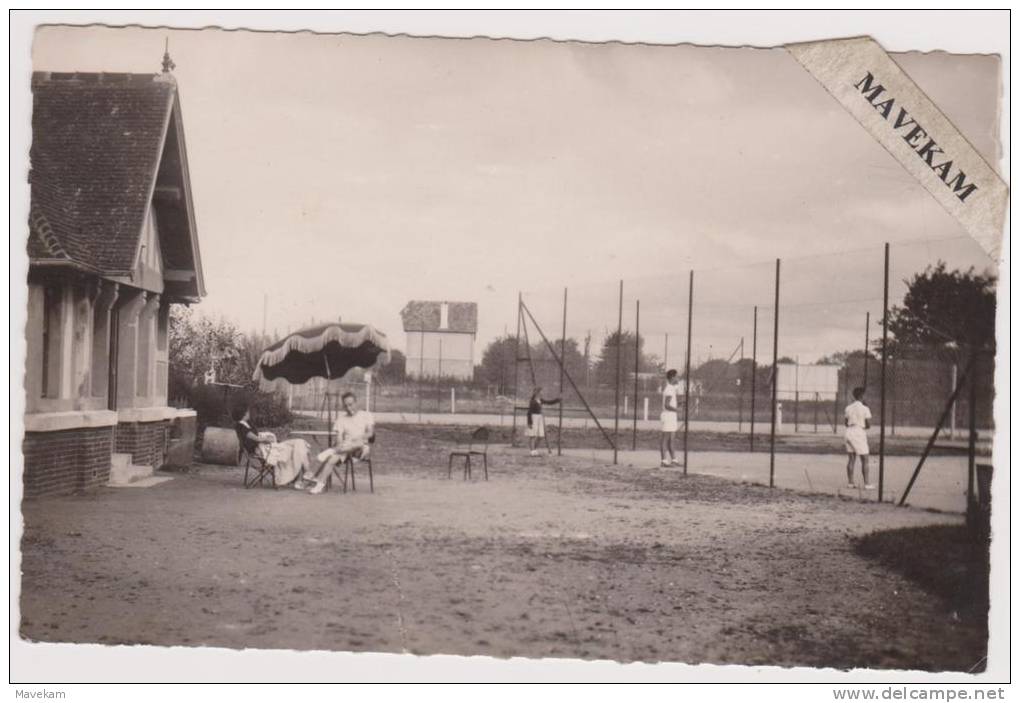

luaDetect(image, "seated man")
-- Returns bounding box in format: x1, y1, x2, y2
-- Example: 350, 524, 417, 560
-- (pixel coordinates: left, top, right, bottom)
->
307, 391, 375, 494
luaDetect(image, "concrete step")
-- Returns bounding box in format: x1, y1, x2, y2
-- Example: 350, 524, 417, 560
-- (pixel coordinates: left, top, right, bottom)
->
108, 475, 174, 489
108, 455, 154, 486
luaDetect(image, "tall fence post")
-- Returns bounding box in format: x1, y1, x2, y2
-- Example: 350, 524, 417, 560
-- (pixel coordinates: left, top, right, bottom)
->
520, 301, 616, 452
613, 281, 624, 465
512, 293, 522, 445
769, 259, 780, 488
950, 363, 958, 439
418, 328, 425, 423
833, 368, 841, 434
750, 306, 758, 452
967, 351, 978, 514
879, 243, 890, 502
558, 288, 567, 457
737, 337, 745, 433
683, 270, 694, 475
632, 300, 640, 450
437, 338, 443, 412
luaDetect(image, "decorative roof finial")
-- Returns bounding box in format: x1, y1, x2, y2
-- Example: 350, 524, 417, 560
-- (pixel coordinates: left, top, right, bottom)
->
161, 37, 176, 73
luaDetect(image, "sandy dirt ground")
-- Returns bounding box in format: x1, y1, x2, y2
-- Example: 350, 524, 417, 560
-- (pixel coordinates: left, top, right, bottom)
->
18, 426, 986, 671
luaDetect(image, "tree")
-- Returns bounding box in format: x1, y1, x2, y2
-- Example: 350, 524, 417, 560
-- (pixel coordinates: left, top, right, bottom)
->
528, 338, 589, 391
169, 307, 249, 399
375, 349, 406, 384
476, 335, 591, 394
593, 331, 656, 387
815, 349, 877, 366
475, 335, 518, 394
886, 262, 996, 359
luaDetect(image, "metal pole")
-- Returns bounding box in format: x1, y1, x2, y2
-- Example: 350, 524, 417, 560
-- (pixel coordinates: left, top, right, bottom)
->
769, 259, 780, 488
879, 243, 889, 502
834, 367, 841, 434
683, 271, 693, 475
521, 301, 616, 451
512, 294, 522, 444
664, 334, 669, 373
950, 363, 958, 439
899, 357, 975, 506
418, 328, 425, 423
632, 300, 640, 450
558, 288, 567, 457
863, 311, 870, 389
437, 338, 443, 412
793, 358, 800, 432
750, 306, 757, 452
967, 351, 978, 514
737, 337, 745, 433
613, 280, 623, 465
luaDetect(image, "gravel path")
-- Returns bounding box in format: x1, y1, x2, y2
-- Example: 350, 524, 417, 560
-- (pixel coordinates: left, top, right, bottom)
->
18, 427, 986, 671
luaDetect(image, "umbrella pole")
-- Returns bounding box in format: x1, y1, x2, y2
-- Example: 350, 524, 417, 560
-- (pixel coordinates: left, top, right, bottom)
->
327, 392, 334, 448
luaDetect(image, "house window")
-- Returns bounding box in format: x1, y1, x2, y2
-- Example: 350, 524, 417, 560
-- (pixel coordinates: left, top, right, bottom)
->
41, 284, 62, 398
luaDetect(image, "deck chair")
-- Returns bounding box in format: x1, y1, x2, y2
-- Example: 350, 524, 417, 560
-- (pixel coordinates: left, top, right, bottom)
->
241, 445, 275, 489
236, 425, 275, 489
448, 427, 489, 481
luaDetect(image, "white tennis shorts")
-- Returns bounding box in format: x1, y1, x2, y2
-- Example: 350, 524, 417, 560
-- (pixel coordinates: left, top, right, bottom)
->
660, 410, 679, 433
527, 415, 546, 438
845, 426, 870, 456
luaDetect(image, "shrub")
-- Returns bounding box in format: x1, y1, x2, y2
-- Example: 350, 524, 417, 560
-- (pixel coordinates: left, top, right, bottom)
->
189, 383, 291, 432
190, 383, 234, 431
248, 390, 293, 428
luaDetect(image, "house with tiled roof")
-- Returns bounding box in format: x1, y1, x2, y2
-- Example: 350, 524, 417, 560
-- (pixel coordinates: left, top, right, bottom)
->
400, 301, 478, 381
22, 60, 205, 497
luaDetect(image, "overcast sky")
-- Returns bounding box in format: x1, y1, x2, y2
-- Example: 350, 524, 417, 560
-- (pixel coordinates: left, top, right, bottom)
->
28, 26, 1000, 364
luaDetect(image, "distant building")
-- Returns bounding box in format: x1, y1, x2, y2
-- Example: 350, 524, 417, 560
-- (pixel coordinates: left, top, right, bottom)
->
401, 301, 478, 381
22, 68, 205, 497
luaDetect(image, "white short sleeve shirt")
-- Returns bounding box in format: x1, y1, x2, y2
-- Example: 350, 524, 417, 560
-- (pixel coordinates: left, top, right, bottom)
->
844, 401, 872, 428
333, 410, 375, 444
662, 384, 679, 412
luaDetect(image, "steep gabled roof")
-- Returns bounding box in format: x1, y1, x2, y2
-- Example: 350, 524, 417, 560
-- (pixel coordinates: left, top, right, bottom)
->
400, 301, 478, 334
28, 71, 201, 287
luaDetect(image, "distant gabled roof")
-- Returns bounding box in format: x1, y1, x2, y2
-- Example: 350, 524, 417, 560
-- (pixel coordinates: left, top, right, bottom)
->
400, 301, 478, 333
28, 71, 203, 291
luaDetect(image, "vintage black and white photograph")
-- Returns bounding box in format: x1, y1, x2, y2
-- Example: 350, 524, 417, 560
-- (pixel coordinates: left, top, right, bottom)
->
11, 11, 1009, 684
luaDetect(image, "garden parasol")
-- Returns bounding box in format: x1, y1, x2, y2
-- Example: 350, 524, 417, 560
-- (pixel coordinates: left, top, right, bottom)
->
253, 321, 392, 392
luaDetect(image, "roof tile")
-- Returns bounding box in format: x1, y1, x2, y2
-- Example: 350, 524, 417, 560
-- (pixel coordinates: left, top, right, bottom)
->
28, 72, 175, 273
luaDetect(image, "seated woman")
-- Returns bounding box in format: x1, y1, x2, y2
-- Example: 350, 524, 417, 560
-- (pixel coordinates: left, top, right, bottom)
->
307, 391, 375, 494
234, 406, 273, 458
233, 406, 314, 487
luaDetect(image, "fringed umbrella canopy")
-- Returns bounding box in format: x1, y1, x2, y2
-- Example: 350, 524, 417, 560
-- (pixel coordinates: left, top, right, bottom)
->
253, 322, 391, 391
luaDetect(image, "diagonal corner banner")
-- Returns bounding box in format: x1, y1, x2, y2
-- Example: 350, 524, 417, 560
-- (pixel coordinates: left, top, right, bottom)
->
786, 36, 1008, 259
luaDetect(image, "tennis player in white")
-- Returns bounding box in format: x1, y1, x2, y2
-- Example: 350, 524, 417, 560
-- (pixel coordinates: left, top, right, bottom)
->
844, 386, 874, 489
660, 369, 681, 467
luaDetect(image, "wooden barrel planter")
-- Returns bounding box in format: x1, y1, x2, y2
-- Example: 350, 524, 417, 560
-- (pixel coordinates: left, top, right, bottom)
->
201, 427, 241, 466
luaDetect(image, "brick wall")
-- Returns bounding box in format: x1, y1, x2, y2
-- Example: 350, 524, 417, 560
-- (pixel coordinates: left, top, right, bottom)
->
22, 426, 113, 498
114, 420, 169, 469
